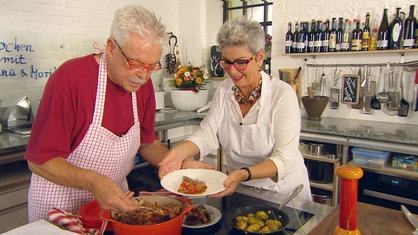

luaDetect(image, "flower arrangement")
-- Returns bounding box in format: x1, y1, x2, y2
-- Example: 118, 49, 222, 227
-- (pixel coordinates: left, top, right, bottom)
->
170, 63, 209, 92
265, 33, 272, 52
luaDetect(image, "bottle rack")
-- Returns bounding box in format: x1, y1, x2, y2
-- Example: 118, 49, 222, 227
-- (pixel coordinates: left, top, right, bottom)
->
285, 48, 418, 69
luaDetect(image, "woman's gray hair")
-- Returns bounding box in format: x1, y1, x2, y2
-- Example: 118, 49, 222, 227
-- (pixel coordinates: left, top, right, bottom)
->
110, 5, 166, 47
216, 16, 265, 53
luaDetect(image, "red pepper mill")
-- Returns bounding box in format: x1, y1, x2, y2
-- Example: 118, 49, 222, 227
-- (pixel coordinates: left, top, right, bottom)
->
334, 164, 363, 235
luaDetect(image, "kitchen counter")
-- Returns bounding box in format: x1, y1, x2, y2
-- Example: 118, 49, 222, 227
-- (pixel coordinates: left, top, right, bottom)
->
2, 114, 418, 157
308, 201, 417, 235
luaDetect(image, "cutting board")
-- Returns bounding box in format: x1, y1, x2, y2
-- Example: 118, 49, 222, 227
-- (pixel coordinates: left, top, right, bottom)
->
279, 67, 301, 104
308, 202, 417, 235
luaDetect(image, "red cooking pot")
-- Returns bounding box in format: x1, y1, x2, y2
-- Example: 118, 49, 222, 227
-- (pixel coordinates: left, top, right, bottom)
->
100, 195, 193, 235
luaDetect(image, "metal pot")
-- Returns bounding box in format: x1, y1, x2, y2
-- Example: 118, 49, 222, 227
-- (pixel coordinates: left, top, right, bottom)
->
100, 195, 193, 235
303, 142, 328, 156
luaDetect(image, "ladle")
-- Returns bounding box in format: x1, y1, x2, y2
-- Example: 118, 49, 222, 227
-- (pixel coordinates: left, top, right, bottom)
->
371, 68, 382, 110
376, 67, 391, 103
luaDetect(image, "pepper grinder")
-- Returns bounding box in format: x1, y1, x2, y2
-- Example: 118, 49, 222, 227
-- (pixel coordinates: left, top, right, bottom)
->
334, 164, 363, 235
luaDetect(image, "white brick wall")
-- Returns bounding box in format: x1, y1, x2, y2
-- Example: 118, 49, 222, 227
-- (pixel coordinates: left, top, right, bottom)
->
0, 0, 222, 101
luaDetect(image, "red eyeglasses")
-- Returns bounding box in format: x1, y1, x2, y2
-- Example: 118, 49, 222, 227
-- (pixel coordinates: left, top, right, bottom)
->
114, 39, 162, 73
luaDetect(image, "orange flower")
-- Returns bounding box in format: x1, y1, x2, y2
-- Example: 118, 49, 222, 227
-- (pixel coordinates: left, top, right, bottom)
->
175, 77, 183, 86
195, 77, 203, 85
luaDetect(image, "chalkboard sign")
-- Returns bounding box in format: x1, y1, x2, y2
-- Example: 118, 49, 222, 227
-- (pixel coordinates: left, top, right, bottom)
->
341, 74, 360, 104
210, 45, 224, 77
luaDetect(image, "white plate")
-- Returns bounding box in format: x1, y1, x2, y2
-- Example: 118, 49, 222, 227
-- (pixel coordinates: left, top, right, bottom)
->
182, 204, 222, 228
160, 169, 228, 198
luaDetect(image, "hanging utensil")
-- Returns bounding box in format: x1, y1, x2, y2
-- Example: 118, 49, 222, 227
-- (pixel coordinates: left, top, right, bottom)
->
398, 69, 409, 117
376, 65, 391, 103
311, 67, 319, 91
165, 33, 178, 75
414, 70, 418, 111
363, 65, 372, 114
319, 72, 327, 96
330, 68, 340, 109
370, 67, 382, 110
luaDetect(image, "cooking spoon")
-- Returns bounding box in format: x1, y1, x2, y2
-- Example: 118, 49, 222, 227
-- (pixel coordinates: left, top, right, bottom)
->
273, 184, 304, 220
278, 184, 304, 211
398, 70, 409, 117
376, 67, 391, 103
370, 68, 381, 110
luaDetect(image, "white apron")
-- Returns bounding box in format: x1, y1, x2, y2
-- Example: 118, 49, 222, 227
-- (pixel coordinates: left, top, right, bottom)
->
28, 54, 141, 222
218, 72, 311, 206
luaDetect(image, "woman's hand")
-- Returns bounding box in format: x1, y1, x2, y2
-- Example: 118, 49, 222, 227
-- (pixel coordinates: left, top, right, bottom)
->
158, 150, 184, 179
208, 169, 247, 198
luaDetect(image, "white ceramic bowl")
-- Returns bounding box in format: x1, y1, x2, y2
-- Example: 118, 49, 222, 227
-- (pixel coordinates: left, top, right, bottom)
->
170, 89, 209, 112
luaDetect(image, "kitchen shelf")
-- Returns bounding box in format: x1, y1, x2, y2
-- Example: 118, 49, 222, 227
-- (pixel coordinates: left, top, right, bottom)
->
284, 48, 418, 57
300, 145, 341, 207
348, 161, 418, 181
309, 181, 333, 191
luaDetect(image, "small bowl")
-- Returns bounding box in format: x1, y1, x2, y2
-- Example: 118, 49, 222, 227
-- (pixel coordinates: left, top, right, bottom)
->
170, 89, 209, 112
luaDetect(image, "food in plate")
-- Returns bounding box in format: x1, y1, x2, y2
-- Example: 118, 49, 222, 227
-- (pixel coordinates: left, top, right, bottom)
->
178, 176, 207, 194
234, 210, 282, 232
183, 204, 211, 225
112, 201, 182, 225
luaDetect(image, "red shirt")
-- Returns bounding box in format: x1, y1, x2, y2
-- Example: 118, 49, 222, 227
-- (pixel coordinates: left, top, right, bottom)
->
25, 54, 157, 164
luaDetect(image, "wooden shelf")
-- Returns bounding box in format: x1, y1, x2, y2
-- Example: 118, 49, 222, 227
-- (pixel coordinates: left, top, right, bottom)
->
348, 161, 418, 180
310, 181, 333, 191
284, 48, 418, 57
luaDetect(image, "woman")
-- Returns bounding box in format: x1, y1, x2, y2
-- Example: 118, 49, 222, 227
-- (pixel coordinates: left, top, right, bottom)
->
159, 17, 311, 206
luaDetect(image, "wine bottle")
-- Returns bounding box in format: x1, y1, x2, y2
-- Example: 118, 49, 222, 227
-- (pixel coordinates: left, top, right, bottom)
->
341, 19, 351, 51
329, 18, 337, 52
321, 19, 330, 52
403, 5, 416, 49
293, 21, 299, 53
285, 22, 293, 53
351, 19, 362, 51
314, 20, 323, 52
389, 7, 403, 49
297, 22, 307, 53
362, 12, 371, 51
302, 21, 310, 53
378, 8, 390, 50
335, 17, 344, 51
308, 19, 317, 53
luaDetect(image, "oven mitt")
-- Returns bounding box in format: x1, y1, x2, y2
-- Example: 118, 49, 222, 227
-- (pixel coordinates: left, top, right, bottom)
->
48, 208, 98, 235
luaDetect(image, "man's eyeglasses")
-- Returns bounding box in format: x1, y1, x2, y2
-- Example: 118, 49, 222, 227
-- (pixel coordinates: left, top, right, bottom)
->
114, 39, 162, 73
219, 53, 257, 72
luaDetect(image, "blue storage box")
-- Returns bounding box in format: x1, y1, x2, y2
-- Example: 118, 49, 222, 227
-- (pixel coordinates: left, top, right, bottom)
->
351, 147, 391, 167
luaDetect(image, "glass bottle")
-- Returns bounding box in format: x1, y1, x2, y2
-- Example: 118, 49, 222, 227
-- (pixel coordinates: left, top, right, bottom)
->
369, 28, 378, 50
285, 22, 293, 53
329, 18, 337, 52
297, 22, 307, 53
321, 19, 330, 52
362, 12, 371, 51
335, 17, 344, 51
389, 7, 403, 49
341, 19, 351, 51
403, 5, 416, 49
308, 19, 317, 53
351, 19, 362, 51
314, 20, 323, 52
293, 21, 300, 53
378, 8, 390, 50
